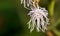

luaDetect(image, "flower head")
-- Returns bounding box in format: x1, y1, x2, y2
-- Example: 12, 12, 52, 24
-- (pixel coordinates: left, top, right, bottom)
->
20, 0, 49, 32
27, 7, 49, 32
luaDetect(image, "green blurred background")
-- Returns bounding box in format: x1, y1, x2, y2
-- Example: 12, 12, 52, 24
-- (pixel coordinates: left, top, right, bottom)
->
0, 0, 60, 36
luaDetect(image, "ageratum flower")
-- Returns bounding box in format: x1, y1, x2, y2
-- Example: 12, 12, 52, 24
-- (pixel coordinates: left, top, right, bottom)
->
20, 0, 49, 32
27, 7, 49, 32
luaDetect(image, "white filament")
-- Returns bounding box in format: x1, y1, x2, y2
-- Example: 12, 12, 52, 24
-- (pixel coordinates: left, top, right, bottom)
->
20, 0, 33, 10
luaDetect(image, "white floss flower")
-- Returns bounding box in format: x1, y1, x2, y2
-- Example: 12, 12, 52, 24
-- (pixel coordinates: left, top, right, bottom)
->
27, 7, 49, 32
20, 0, 49, 32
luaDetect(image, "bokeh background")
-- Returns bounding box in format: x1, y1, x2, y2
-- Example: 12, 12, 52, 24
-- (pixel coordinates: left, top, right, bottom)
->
0, 0, 60, 36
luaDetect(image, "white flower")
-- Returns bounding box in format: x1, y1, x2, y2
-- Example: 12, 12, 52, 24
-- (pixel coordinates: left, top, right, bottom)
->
20, 0, 49, 32
27, 7, 49, 32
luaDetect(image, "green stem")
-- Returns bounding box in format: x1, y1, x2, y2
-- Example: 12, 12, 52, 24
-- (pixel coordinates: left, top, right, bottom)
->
48, 0, 55, 30
47, 0, 55, 36
48, 0, 55, 17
